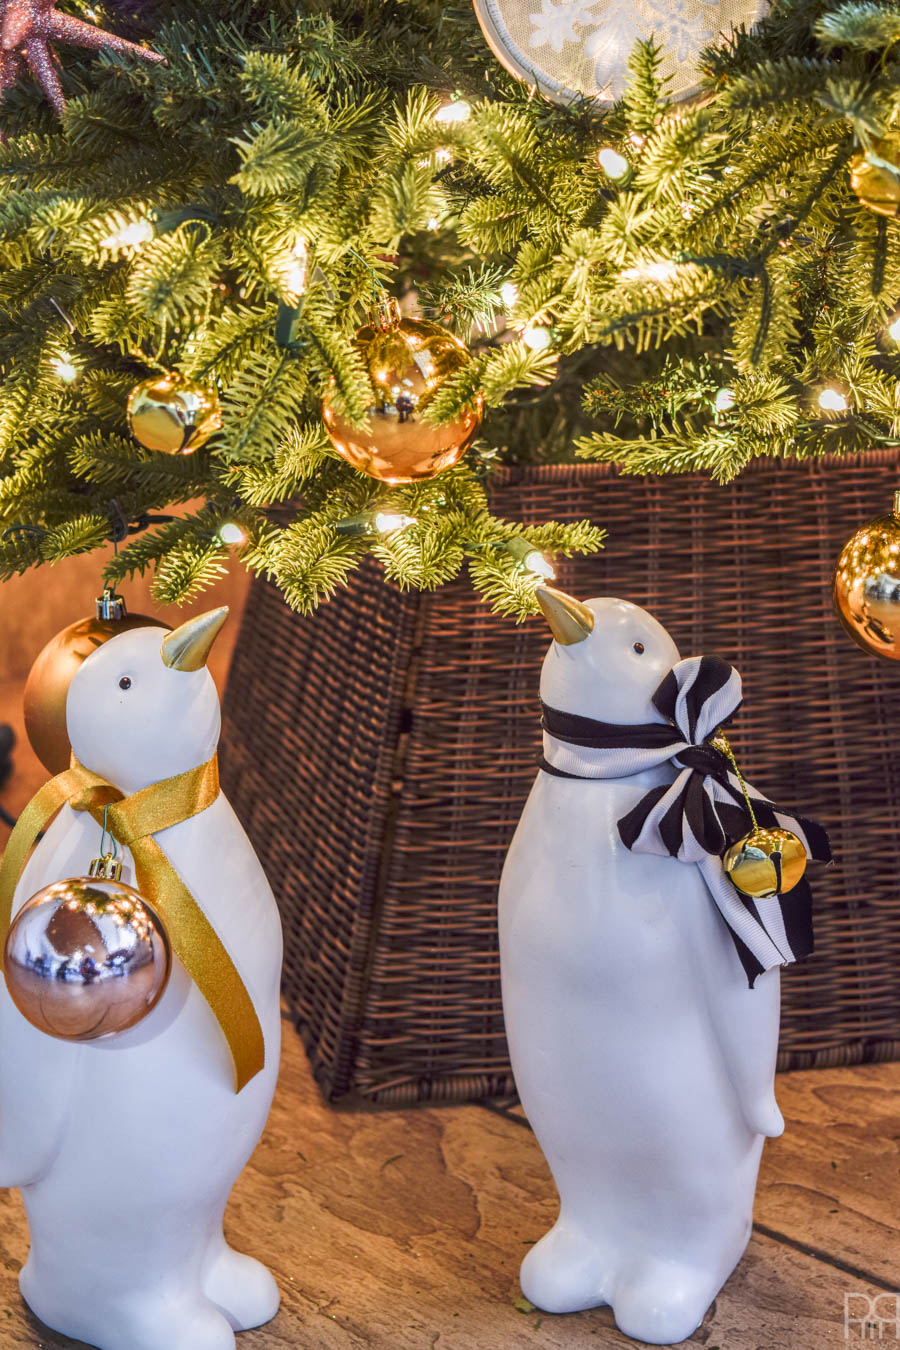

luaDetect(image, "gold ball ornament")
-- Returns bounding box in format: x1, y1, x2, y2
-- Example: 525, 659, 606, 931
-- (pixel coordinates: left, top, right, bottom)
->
23, 592, 169, 776
127, 371, 221, 455
833, 492, 900, 659
724, 827, 808, 900
3, 857, 171, 1042
849, 136, 900, 217
321, 298, 483, 483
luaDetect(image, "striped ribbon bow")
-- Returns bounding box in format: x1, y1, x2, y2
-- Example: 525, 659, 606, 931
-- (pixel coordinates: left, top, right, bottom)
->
540, 655, 832, 985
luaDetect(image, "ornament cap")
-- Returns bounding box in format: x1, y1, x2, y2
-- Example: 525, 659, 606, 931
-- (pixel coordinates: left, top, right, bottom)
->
536, 586, 595, 645
95, 588, 127, 622
88, 853, 122, 882
161, 606, 229, 671
371, 294, 403, 332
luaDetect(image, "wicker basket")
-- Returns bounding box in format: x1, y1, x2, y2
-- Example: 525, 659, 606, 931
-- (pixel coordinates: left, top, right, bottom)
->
220, 455, 900, 1104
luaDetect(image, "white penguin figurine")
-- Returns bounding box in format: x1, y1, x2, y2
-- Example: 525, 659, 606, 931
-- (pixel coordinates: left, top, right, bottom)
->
499, 588, 788, 1346
0, 609, 283, 1350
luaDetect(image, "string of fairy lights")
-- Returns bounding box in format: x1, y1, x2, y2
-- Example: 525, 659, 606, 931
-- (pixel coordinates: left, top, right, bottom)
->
32, 96, 562, 587
594, 140, 900, 419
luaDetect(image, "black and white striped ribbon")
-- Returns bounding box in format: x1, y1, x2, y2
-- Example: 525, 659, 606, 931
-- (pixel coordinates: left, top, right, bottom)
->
539, 655, 832, 986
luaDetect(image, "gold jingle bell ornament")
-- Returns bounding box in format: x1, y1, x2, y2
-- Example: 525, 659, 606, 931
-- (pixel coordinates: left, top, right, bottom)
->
833, 491, 900, 659
24, 590, 169, 776
321, 296, 483, 483
713, 733, 808, 901
724, 827, 808, 900
3, 852, 171, 1042
849, 134, 900, 217
127, 371, 221, 455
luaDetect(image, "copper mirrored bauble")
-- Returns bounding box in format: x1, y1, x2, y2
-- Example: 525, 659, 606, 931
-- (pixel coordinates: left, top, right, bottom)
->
3, 875, 171, 1041
321, 308, 483, 483
24, 601, 169, 775
850, 136, 900, 217
127, 372, 221, 455
724, 827, 807, 900
834, 494, 900, 659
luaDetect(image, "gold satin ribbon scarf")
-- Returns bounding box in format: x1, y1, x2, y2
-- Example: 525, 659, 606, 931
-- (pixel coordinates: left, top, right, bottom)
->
0, 756, 264, 1092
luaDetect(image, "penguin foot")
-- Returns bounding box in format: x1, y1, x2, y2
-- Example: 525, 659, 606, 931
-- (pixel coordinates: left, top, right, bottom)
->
203, 1239, 280, 1331
611, 1259, 718, 1345
520, 1221, 611, 1313
21, 1263, 236, 1350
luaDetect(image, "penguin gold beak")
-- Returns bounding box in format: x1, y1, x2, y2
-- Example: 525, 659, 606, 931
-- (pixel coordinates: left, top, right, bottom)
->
536, 586, 594, 646
161, 606, 229, 671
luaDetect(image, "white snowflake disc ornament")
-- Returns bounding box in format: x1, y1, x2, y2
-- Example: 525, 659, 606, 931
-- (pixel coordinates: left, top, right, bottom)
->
473, 0, 763, 103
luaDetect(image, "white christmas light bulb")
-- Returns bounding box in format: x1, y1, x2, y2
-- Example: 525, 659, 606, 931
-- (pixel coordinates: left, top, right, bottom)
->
284, 237, 308, 301
217, 522, 246, 546
49, 353, 78, 383
597, 147, 629, 180
100, 219, 155, 251
818, 388, 848, 412
522, 325, 552, 351
525, 550, 556, 580
714, 387, 736, 412
501, 282, 519, 310
888, 315, 900, 342
375, 512, 417, 534
435, 101, 471, 125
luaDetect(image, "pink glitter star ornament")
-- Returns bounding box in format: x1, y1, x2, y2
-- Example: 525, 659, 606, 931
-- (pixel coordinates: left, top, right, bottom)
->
0, 0, 164, 113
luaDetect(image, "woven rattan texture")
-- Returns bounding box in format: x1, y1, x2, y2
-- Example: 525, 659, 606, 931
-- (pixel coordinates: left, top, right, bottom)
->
220, 456, 900, 1105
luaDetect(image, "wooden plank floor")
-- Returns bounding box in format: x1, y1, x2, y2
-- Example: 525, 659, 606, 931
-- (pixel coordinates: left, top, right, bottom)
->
0, 1014, 896, 1349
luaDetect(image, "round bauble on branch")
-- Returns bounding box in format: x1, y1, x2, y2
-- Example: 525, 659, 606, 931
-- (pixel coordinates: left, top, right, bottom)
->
321, 297, 483, 484
471, 0, 764, 106
24, 591, 169, 775
127, 372, 221, 456
3, 852, 171, 1042
833, 491, 900, 658
850, 136, 900, 217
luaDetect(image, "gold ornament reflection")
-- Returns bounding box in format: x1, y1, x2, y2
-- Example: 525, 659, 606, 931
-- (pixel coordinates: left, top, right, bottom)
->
322, 307, 483, 483
834, 492, 900, 659
850, 135, 900, 218
127, 372, 221, 455
724, 827, 807, 900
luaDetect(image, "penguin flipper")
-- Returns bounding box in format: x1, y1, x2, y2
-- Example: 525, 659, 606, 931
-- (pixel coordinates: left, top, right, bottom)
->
696, 914, 783, 1138
0, 987, 79, 1187
0, 809, 84, 1187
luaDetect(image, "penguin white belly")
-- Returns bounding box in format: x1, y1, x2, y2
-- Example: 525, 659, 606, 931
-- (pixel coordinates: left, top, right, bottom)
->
1, 797, 283, 1350
499, 769, 777, 1345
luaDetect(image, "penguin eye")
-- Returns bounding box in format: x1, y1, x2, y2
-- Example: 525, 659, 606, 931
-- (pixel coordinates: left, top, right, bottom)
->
633, 642, 645, 655
118, 676, 132, 690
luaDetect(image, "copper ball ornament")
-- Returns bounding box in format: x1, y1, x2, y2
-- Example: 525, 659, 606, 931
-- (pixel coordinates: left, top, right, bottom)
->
23, 594, 169, 775
834, 493, 900, 659
849, 135, 900, 217
127, 371, 222, 455
724, 827, 807, 900
3, 863, 171, 1042
321, 299, 483, 483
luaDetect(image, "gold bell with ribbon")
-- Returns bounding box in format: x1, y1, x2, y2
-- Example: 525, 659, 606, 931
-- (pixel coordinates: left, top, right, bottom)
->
714, 734, 808, 900
3, 850, 171, 1042
723, 827, 807, 901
